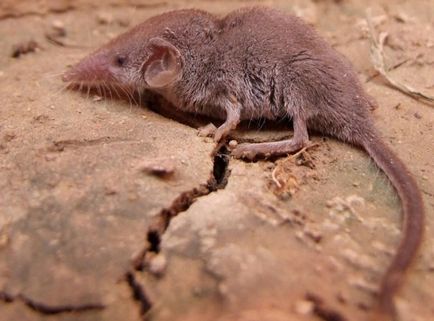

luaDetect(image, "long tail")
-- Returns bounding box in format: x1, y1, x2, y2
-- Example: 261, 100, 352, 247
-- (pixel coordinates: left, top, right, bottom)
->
362, 134, 424, 320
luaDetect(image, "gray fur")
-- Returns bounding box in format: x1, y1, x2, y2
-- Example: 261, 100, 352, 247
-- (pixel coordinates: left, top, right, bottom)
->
63, 7, 424, 321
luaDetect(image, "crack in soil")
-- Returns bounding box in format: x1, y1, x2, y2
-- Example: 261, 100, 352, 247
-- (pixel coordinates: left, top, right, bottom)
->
126, 142, 231, 319
132, 142, 230, 270
0, 290, 105, 314
125, 271, 153, 319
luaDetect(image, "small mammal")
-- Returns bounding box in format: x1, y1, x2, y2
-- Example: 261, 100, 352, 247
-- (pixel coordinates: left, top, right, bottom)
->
63, 7, 424, 321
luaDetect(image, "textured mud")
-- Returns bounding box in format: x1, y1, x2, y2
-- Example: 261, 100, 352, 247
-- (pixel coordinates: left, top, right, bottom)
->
0, 1, 433, 321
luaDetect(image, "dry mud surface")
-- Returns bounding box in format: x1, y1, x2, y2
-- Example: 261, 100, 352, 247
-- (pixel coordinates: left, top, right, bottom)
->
0, 1, 433, 321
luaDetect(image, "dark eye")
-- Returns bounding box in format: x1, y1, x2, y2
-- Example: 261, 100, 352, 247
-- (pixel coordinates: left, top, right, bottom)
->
115, 55, 127, 67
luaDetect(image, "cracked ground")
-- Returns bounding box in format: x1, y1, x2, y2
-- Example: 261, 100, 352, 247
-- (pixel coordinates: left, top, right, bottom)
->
0, 1, 433, 321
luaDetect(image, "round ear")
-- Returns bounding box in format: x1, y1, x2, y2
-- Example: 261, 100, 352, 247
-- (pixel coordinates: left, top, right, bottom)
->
142, 38, 183, 88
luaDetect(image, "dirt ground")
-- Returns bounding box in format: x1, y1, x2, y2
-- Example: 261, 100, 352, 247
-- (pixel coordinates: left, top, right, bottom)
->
0, 1, 433, 321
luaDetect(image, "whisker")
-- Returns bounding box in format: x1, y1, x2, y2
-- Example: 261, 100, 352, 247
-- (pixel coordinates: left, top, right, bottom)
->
42, 70, 69, 80
48, 83, 70, 102
97, 83, 103, 98
101, 83, 108, 99
118, 85, 133, 109
111, 84, 122, 101
133, 90, 140, 107
86, 84, 91, 100
117, 85, 128, 102
99, 81, 108, 110
127, 87, 134, 112
107, 83, 114, 102
128, 90, 137, 108
124, 86, 134, 105
137, 89, 142, 107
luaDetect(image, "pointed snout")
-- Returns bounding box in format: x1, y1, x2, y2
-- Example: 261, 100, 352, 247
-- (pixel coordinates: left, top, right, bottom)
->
62, 52, 113, 85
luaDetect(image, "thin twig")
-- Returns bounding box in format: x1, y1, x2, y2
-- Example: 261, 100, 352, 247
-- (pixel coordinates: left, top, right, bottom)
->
271, 143, 319, 188
271, 167, 282, 188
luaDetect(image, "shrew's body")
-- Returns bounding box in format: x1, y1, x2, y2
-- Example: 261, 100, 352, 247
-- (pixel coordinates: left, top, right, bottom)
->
63, 7, 424, 321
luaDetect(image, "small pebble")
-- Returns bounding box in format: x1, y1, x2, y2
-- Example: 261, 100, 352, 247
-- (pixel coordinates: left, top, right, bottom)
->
137, 158, 176, 177
294, 299, 314, 315
148, 254, 167, 276
116, 17, 131, 27
228, 140, 238, 148
51, 20, 65, 29
50, 20, 66, 36
97, 12, 113, 25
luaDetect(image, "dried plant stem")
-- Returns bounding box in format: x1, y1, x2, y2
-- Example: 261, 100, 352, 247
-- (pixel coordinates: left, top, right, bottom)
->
366, 13, 434, 104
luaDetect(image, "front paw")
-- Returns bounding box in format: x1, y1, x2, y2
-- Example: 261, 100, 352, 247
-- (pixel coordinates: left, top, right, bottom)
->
213, 125, 229, 142
198, 122, 233, 142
